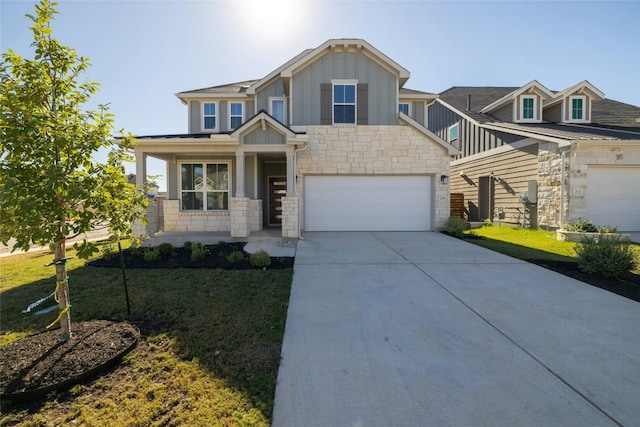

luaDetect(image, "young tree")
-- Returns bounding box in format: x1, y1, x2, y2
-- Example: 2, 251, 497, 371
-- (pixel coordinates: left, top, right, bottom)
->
0, 0, 148, 339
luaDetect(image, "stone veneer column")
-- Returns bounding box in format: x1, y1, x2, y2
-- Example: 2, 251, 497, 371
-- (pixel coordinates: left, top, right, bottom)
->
230, 197, 250, 238
281, 197, 299, 238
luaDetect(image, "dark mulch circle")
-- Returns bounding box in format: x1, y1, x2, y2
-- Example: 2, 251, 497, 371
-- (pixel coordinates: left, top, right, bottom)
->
0, 320, 139, 405
87, 241, 294, 270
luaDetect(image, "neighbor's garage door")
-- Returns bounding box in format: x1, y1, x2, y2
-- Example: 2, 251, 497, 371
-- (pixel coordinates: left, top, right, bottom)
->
587, 166, 640, 231
304, 176, 432, 231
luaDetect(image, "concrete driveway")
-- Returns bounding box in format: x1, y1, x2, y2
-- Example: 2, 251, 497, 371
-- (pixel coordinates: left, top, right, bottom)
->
272, 232, 640, 427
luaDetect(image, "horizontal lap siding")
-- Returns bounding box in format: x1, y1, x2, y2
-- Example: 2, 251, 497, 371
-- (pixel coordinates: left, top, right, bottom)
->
450, 143, 538, 226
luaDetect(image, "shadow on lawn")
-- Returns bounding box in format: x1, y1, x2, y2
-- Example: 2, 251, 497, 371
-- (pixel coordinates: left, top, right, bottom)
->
1, 262, 293, 420
460, 234, 640, 303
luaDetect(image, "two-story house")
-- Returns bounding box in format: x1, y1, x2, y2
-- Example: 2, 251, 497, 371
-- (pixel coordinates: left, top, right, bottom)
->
428, 80, 640, 231
130, 39, 457, 238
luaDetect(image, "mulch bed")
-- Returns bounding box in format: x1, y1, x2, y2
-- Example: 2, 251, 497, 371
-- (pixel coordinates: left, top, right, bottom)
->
0, 320, 139, 404
87, 241, 294, 270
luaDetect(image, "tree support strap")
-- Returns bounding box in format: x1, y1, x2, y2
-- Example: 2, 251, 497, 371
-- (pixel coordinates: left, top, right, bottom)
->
46, 304, 71, 330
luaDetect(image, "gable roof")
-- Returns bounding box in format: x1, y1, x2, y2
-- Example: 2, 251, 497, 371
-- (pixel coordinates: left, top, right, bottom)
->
246, 49, 314, 95
398, 112, 459, 155
544, 80, 605, 107
176, 80, 259, 102
280, 38, 411, 87
399, 87, 437, 100
480, 80, 554, 114
230, 109, 297, 139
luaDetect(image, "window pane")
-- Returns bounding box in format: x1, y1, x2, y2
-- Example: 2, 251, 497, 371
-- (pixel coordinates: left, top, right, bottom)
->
344, 84, 355, 103
523, 98, 534, 119
230, 103, 242, 116
181, 164, 203, 190
334, 85, 345, 103
207, 164, 229, 191
399, 104, 409, 115
204, 103, 215, 115
449, 124, 458, 142
204, 117, 216, 129
207, 192, 228, 210
182, 192, 203, 210
572, 98, 583, 119
271, 99, 284, 123
334, 105, 355, 124
231, 116, 242, 129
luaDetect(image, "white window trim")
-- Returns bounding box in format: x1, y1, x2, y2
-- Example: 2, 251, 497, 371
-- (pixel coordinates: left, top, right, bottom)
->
399, 102, 411, 116
331, 79, 358, 125
202, 102, 218, 131
179, 161, 231, 211
269, 96, 287, 124
567, 95, 588, 123
518, 95, 538, 122
228, 101, 244, 130
448, 122, 460, 148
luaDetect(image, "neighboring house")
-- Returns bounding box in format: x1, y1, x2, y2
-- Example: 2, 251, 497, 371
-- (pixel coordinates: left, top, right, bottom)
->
129, 39, 457, 238
428, 80, 640, 231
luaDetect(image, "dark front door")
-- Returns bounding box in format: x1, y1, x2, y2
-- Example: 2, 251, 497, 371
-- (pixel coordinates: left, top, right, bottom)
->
478, 176, 492, 221
268, 176, 287, 226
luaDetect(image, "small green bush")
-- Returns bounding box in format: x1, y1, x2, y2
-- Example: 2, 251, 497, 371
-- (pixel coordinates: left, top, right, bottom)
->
249, 250, 272, 268
597, 225, 618, 233
575, 236, 637, 278
483, 219, 493, 227
158, 242, 176, 257
566, 218, 598, 232
226, 250, 245, 264
190, 242, 207, 262
445, 216, 468, 238
143, 248, 161, 262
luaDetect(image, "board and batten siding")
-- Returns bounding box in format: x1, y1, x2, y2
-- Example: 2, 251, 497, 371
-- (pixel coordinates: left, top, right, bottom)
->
429, 102, 521, 159
255, 78, 285, 116
243, 127, 286, 145
450, 143, 539, 226
412, 101, 425, 126
291, 50, 397, 126
189, 100, 201, 133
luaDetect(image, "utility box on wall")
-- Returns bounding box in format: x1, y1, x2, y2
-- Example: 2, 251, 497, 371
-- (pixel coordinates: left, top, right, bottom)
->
528, 180, 538, 203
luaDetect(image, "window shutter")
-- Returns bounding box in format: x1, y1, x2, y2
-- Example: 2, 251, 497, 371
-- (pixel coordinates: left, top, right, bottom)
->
357, 83, 368, 125
321, 83, 332, 125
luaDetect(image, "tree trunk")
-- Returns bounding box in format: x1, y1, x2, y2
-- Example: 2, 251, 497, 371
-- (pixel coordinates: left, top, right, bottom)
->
54, 234, 72, 340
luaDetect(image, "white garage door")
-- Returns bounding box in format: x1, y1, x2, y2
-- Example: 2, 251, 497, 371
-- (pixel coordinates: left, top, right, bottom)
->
587, 166, 640, 231
304, 176, 432, 231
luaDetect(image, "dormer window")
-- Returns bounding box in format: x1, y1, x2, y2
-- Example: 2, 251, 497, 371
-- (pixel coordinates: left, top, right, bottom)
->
521, 96, 536, 120
570, 96, 586, 121
203, 102, 217, 130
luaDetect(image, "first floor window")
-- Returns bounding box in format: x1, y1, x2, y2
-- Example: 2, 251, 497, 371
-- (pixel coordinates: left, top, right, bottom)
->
270, 97, 286, 124
230, 102, 243, 129
571, 97, 584, 120
521, 96, 535, 120
181, 162, 229, 210
203, 102, 216, 130
399, 103, 410, 115
333, 83, 356, 124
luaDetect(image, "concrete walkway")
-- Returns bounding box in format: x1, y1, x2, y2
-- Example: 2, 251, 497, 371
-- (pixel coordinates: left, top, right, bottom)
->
273, 232, 640, 427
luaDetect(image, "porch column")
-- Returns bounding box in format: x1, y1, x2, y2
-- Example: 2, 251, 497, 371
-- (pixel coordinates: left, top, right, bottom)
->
235, 152, 245, 198
286, 151, 295, 197
132, 150, 148, 237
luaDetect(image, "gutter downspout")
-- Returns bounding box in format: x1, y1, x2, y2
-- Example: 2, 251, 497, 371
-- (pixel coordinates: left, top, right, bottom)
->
294, 143, 308, 240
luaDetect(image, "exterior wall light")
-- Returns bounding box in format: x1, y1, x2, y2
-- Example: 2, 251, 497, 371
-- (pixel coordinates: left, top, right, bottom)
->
440, 175, 449, 184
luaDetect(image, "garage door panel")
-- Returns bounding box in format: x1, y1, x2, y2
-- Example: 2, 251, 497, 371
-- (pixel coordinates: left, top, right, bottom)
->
305, 176, 431, 231
587, 167, 640, 231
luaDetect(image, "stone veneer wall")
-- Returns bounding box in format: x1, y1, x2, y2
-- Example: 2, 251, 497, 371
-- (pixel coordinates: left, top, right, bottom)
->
537, 143, 570, 229
295, 125, 451, 230
162, 199, 230, 232
248, 199, 263, 232
281, 197, 299, 238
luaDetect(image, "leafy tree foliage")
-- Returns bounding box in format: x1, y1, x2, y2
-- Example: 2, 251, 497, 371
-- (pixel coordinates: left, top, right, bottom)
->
0, 0, 147, 339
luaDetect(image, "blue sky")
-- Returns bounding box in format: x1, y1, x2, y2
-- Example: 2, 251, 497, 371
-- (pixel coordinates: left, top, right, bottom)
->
2, 0, 639, 190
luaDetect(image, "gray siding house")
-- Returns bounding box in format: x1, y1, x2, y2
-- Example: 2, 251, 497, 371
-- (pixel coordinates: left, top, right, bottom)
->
428, 80, 640, 231
131, 39, 457, 238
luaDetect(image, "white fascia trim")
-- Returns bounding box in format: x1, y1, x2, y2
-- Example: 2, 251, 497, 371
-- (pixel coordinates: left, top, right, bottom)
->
399, 93, 438, 100
246, 48, 313, 95
230, 111, 296, 139
481, 80, 554, 113
479, 123, 571, 146
451, 138, 541, 166
177, 92, 250, 102
545, 80, 605, 107
435, 98, 480, 125
398, 111, 460, 155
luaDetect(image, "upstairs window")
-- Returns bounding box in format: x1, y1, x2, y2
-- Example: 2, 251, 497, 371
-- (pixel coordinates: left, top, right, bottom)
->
203, 102, 217, 130
521, 96, 535, 120
570, 96, 585, 121
181, 162, 229, 211
399, 103, 410, 115
229, 102, 243, 129
270, 97, 286, 124
333, 83, 356, 124
448, 123, 459, 146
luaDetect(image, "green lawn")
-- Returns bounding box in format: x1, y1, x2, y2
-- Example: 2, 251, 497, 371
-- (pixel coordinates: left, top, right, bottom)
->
0, 243, 293, 426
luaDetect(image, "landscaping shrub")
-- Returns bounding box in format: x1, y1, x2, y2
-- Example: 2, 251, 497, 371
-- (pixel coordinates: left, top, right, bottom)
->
190, 242, 207, 262
143, 248, 161, 262
250, 250, 272, 268
226, 250, 245, 264
575, 235, 637, 278
565, 218, 598, 232
158, 242, 176, 257
483, 219, 493, 227
445, 216, 468, 238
